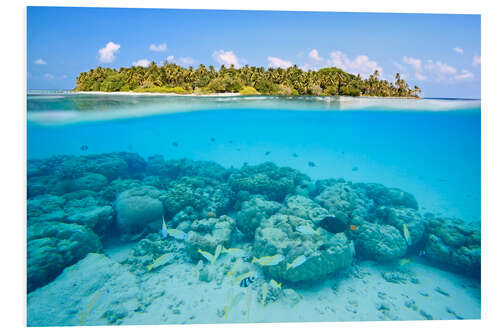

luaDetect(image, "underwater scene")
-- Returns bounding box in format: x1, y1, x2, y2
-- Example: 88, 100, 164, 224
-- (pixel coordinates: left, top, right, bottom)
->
26, 92, 481, 326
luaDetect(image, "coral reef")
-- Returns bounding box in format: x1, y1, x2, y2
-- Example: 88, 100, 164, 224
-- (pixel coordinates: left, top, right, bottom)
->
27, 221, 102, 292
185, 215, 236, 260
424, 217, 480, 277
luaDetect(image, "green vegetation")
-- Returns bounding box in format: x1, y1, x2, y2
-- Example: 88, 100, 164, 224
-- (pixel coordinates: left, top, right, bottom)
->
239, 86, 260, 95
74, 61, 421, 97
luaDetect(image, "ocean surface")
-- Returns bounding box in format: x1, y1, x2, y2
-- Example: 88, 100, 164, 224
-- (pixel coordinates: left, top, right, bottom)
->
26, 91, 481, 325
28, 92, 480, 221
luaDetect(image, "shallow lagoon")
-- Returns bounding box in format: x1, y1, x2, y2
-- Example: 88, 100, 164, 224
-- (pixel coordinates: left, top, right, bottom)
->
26, 93, 481, 325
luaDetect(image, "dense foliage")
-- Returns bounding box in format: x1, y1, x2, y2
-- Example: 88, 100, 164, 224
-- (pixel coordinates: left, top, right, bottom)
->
74, 62, 421, 97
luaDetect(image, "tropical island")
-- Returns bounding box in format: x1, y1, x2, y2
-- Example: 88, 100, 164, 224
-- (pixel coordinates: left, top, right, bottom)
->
74, 62, 421, 97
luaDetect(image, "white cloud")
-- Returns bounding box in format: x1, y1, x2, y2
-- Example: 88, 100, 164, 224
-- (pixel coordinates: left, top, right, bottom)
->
34, 58, 46, 65
308, 49, 322, 62
212, 50, 240, 68
179, 57, 196, 66
455, 69, 474, 80
415, 72, 427, 81
453, 47, 464, 54
267, 56, 292, 69
98, 42, 120, 63
328, 51, 382, 78
472, 55, 481, 67
44, 73, 54, 80
425, 60, 457, 75
150, 43, 167, 52
402, 56, 422, 72
166, 55, 174, 62
394, 62, 406, 71
132, 59, 151, 67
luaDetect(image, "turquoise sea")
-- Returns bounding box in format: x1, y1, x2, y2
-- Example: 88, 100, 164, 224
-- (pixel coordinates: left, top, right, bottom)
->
26, 92, 481, 325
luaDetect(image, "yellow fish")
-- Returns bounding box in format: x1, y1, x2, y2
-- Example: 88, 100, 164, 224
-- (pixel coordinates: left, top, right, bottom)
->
198, 249, 214, 262
166, 228, 187, 240
246, 287, 252, 321
286, 255, 307, 271
399, 258, 411, 266
402, 224, 412, 246
251, 254, 285, 266
270, 279, 282, 289
224, 288, 233, 320
211, 244, 222, 265
222, 247, 248, 258
79, 290, 102, 325
147, 253, 174, 271
193, 259, 203, 277
261, 282, 268, 308
227, 258, 243, 277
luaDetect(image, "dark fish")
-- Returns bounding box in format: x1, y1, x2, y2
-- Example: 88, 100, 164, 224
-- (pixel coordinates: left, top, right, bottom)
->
240, 276, 255, 288
292, 153, 298, 158
319, 216, 355, 234
352, 166, 359, 171
228, 140, 233, 144
80, 145, 88, 151
210, 138, 215, 142
172, 142, 178, 147
308, 161, 316, 167
265, 151, 271, 156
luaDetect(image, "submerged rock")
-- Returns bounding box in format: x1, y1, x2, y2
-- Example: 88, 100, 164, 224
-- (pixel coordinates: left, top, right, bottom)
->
253, 213, 354, 283
229, 162, 309, 202
353, 223, 407, 261
375, 206, 426, 248
185, 215, 236, 260
27, 253, 144, 326
236, 195, 282, 237
424, 217, 480, 277
27, 221, 102, 293
114, 185, 164, 238
283, 195, 330, 224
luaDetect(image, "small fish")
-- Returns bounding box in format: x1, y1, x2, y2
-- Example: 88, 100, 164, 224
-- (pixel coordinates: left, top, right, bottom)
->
402, 224, 412, 246
270, 279, 282, 289
398, 258, 411, 266
234, 271, 253, 285
246, 287, 252, 321
80, 145, 88, 151
265, 151, 271, 156
261, 282, 268, 308
172, 142, 178, 147
224, 288, 233, 320
228, 140, 233, 144
147, 253, 175, 271
292, 153, 298, 158
198, 249, 214, 262
166, 228, 187, 240
206, 211, 216, 218
222, 247, 248, 258
211, 244, 222, 265
161, 216, 168, 238
286, 255, 307, 271
319, 216, 356, 234
352, 166, 359, 171
210, 137, 215, 142
240, 276, 256, 288
308, 161, 316, 167
79, 290, 101, 325
252, 254, 285, 266
227, 258, 243, 277
296, 225, 320, 236
193, 259, 203, 277
418, 249, 427, 257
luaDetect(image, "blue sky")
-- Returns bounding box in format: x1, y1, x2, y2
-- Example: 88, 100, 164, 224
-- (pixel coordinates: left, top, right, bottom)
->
27, 7, 481, 98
